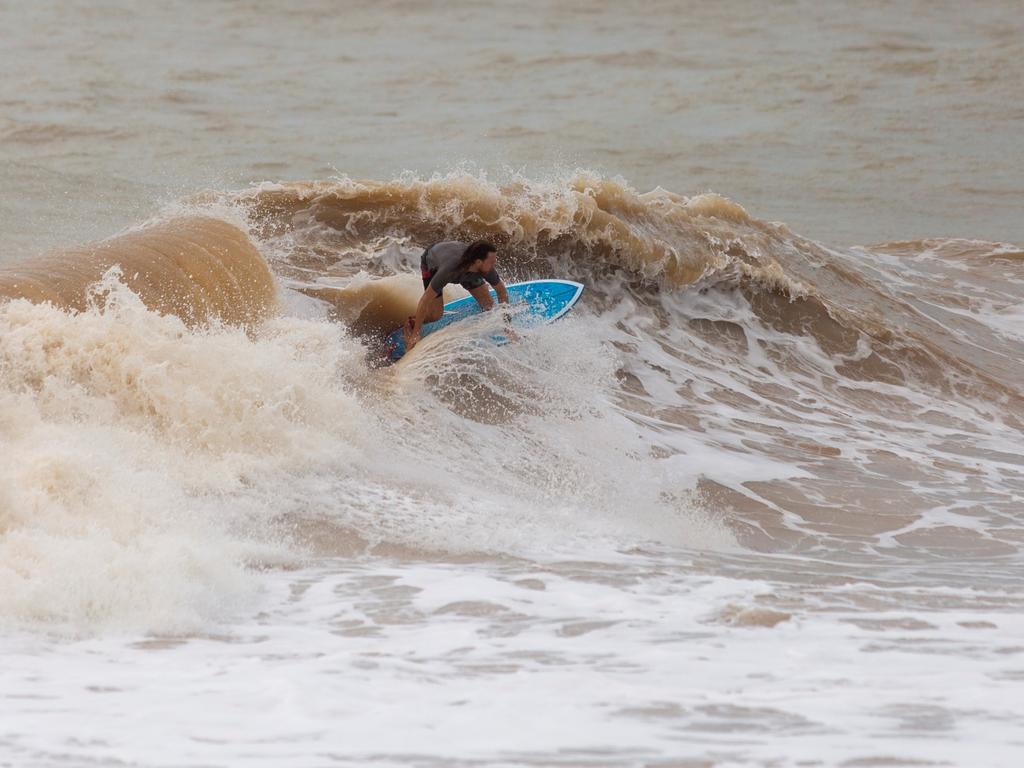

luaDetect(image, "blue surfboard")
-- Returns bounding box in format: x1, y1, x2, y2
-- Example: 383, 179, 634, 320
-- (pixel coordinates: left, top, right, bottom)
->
385, 279, 584, 361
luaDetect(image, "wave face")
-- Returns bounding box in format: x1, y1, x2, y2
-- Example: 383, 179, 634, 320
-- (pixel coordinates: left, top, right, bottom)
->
1, 172, 1023, 634
230, 175, 1024, 395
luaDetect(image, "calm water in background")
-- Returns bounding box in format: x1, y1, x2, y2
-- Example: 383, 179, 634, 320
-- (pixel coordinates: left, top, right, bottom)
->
2, 0, 1023, 256
2, 2, 1024, 767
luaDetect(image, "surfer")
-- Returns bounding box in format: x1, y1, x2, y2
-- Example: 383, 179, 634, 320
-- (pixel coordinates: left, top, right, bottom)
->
403, 240, 512, 351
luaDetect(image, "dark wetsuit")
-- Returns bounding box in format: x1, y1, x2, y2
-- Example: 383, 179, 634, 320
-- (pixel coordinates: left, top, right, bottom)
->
421, 241, 501, 296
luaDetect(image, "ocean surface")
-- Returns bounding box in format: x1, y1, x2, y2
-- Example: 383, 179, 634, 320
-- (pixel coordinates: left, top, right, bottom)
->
2, 2, 1023, 767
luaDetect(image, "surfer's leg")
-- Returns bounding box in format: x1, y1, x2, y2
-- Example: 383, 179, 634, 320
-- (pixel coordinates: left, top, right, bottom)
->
467, 283, 494, 311
423, 291, 444, 322
403, 285, 445, 347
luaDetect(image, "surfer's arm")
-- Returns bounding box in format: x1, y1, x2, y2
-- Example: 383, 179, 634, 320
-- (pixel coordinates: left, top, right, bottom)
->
493, 281, 520, 342
494, 281, 510, 305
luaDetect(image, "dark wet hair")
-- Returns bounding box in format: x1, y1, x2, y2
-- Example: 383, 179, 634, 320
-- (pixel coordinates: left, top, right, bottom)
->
458, 240, 497, 269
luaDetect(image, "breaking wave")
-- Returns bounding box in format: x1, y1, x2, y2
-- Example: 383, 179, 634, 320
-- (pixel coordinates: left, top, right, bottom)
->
1, 170, 1022, 631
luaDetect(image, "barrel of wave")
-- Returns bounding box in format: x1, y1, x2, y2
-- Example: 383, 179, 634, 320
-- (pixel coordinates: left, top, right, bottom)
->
0, 216, 278, 325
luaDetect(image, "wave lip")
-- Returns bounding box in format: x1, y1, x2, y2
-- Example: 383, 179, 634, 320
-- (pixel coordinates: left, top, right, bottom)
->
0, 215, 278, 325
228, 173, 764, 288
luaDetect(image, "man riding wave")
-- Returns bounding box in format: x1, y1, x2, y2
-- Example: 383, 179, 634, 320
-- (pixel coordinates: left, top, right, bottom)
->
403, 240, 511, 351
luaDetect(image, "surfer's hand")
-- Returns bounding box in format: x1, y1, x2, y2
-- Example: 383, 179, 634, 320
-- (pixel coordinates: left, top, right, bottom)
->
500, 307, 520, 342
